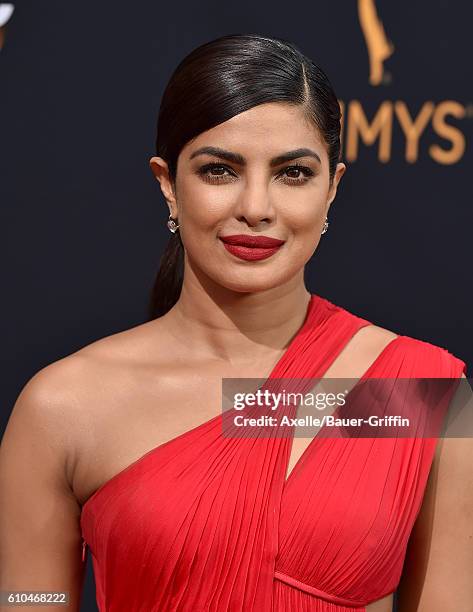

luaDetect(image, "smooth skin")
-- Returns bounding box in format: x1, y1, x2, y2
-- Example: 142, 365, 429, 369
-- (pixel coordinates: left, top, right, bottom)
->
1, 102, 471, 611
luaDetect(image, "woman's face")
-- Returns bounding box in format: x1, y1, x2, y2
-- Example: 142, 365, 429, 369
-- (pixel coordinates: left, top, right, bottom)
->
150, 102, 346, 293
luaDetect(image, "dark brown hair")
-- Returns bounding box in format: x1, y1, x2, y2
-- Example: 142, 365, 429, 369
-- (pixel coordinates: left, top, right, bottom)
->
148, 33, 342, 319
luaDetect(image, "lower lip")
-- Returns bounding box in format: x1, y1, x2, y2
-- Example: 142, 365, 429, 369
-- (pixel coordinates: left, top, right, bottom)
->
220, 241, 283, 261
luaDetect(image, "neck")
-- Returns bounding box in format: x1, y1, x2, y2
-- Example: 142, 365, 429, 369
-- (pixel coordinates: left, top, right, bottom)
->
163, 268, 312, 366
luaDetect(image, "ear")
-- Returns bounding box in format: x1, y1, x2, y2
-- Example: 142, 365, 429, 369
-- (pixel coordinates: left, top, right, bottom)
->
326, 162, 346, 213
149, 156, 178, 217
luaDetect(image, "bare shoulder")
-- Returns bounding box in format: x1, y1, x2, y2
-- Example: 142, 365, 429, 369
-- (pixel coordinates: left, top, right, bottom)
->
0, 321, 168, 597
353, 323, 400, 352
2, 353, 93, 485
7, 317, 159, 414
2, 318, 167, 484
71, 314, 170, 369
325, 323, 399, 378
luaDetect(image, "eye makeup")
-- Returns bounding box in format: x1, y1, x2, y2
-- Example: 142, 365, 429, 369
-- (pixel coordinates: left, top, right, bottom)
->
196, 162, 316, 186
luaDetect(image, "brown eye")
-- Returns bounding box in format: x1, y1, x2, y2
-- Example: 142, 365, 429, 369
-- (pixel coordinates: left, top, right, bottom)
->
279, 165, 315, 185
286, 167, 303, 179
208, 165, 227, 176
197, 163, 236, 183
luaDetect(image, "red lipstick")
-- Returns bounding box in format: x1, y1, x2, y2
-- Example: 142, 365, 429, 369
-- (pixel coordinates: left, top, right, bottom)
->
219, 234, 285, 261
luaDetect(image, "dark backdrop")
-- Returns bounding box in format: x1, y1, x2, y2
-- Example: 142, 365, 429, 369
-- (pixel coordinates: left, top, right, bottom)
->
1, 2, 471, 610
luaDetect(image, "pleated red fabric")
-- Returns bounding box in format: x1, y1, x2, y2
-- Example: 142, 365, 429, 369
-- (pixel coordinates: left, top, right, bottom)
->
80, 293, 467, 611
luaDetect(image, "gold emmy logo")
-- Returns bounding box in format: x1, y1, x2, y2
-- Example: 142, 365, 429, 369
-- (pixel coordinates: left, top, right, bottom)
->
357, 0, 394, 85
339, 0, 467, 164
0, 3, 14, 52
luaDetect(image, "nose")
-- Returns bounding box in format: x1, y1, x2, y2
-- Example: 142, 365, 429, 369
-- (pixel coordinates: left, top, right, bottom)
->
234, 174, 276, 227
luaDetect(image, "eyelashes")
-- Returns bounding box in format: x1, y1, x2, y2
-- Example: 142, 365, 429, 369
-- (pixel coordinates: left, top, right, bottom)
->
196, 162, 316, 186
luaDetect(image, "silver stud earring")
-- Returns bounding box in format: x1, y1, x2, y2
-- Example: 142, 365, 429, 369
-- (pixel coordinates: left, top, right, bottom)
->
321, 217, 329, 235
167, 213, 180, 234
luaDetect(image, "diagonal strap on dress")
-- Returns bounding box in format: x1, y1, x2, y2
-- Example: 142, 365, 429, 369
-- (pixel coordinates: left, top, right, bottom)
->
80, 293, 466, 611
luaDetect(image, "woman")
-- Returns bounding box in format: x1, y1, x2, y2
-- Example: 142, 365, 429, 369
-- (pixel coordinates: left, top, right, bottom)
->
1, 34, 471, 612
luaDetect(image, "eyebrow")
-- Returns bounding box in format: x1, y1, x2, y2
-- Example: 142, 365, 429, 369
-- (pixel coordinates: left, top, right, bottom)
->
189, 146, 322, 166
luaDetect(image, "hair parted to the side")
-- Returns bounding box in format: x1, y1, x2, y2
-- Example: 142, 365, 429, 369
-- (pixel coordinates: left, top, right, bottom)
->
148, 33, 343, 320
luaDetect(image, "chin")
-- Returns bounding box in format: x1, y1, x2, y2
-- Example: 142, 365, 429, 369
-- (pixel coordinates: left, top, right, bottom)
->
211, 269, 295, 294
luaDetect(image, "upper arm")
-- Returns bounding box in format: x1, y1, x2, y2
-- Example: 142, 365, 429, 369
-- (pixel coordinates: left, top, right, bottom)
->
396, 373, 473, 611
0, 362, 86, 611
